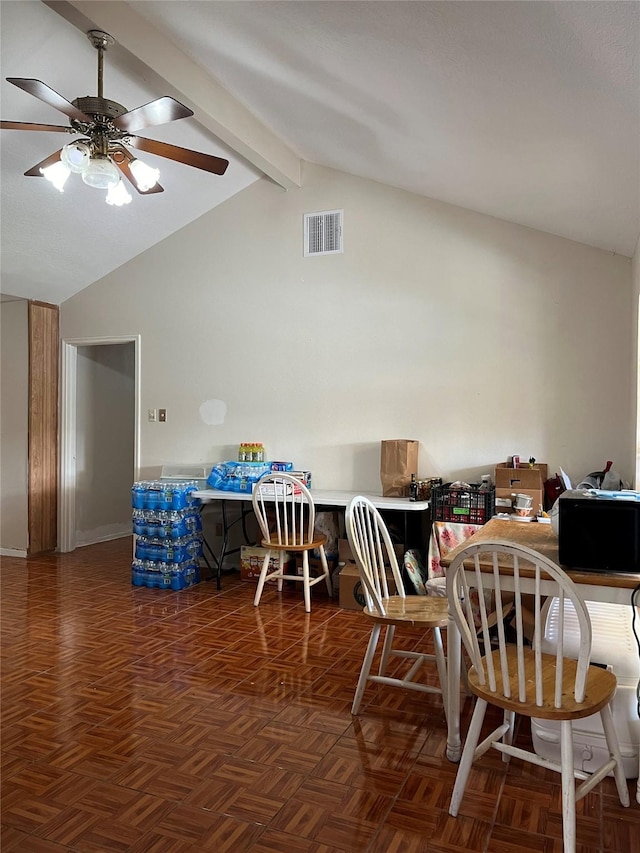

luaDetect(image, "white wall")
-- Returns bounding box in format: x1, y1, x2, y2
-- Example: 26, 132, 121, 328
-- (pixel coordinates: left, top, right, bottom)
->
0, 299, 29, 553
60, 163, 634, 490
75, 343, 135, 546
632, 238, 640, 488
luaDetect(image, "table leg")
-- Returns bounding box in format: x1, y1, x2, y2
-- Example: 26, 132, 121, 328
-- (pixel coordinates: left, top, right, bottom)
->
446, 614, 462, 762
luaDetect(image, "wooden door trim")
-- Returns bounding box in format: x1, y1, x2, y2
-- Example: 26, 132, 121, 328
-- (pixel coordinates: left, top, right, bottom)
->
28, 301, 59, 555
59, 336, 141, 553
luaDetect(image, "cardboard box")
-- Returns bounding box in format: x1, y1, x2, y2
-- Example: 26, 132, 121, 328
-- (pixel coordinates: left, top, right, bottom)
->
494, 463, 547, 517
294, 554, 338, 578
240, 545, 293, 581
338, 562, 398, 611
494, 463, 548, 491
290, 471, 312, 488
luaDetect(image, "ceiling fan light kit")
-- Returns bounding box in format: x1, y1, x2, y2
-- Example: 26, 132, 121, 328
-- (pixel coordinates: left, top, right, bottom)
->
60, 140, 90, 173
106, 179, 132, 207
40, 160, 71, 193
2, 29, 229, 208
128, 158, 160, 193
81, 153, 120, 189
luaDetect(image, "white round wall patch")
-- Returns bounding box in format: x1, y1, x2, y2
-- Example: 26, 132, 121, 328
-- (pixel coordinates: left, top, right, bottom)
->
199, 399, 227, 425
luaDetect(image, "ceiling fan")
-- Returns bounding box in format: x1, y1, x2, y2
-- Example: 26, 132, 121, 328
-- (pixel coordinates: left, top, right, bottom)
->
0, 29, 229, 206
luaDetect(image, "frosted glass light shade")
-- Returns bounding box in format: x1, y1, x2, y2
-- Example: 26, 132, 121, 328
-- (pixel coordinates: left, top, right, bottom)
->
129, 158, 160, 192
82, 155, 119, 189
40, 161, 70, 192
60, 141, 91, 173
106, 179, 132, 207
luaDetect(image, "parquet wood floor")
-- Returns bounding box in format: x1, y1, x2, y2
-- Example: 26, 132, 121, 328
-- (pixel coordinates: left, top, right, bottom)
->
1, 538, 638, 852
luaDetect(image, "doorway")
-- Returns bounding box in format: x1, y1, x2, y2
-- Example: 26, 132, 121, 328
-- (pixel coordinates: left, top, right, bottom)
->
60, 336, 141, 552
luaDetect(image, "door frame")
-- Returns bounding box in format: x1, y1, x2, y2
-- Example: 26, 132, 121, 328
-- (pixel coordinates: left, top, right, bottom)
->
59, 335, 141, 553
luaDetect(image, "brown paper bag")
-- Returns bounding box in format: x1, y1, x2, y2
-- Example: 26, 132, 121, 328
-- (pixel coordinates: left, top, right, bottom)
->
380, 439, 419, 497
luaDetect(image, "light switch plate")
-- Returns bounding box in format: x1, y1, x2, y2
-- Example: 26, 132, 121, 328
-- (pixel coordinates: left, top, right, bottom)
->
158, 409, 167, 422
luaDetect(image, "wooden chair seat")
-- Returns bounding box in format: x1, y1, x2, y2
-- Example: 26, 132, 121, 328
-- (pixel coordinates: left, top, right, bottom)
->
364, 594, 449, 629
468, 647, 618, 721
260, 533, 326, 553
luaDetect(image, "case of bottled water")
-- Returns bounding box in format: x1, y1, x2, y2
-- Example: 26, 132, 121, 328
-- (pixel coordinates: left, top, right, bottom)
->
130, 481, 202, 589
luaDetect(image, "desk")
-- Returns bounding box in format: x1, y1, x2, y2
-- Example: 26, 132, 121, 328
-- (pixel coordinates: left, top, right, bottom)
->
193, 488, 430, 589
440, 517, 640, 804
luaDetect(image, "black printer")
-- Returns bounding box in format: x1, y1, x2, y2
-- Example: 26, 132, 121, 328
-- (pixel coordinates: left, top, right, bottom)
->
558, 491, 640, 573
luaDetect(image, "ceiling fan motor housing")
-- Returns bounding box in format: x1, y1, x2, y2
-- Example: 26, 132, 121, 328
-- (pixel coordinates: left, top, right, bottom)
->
72, 96, 127, 121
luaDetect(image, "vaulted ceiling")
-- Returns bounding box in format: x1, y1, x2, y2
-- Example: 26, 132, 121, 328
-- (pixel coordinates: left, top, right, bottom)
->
2, 1, 638, 305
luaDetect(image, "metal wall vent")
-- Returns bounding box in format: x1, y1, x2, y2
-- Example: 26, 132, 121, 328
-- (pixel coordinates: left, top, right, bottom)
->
304, 209, 343, 256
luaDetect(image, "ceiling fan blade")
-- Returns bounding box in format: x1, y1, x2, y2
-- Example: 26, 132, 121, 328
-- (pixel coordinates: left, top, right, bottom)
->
127, 135, 229, 175
115, 151, 164, 195
23, 149, 63, 177
113, 97, 193, 133
6, 78, 90, 122
1, 120, 72, 133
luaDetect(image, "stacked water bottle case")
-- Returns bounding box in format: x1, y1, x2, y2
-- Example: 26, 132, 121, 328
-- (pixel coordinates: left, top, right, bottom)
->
131, 481, 202, 590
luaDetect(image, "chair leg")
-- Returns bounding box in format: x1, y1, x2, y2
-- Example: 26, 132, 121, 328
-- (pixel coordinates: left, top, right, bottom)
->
302, 551, 312, 613
502, 710, 515, 763
599, 703, 630, 807
433, 627, 448, 722
449, 697, 487, 817
277, 551, 284, 592
253, 551, 271, 607
378, 625, 395, 676
318, 545, 332, 597
352, 624, 381, 714
560, 719, 577, 853
253, 550, 272, 607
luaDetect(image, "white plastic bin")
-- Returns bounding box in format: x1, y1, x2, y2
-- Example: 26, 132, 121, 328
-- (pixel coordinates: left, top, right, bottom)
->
160, 464, 214, 491
531, 598, 640, 778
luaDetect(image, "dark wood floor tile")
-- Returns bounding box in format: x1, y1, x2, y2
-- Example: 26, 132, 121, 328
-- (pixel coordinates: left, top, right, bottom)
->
198, 813, 266, 851
314, 813, 378, 851
109, 760, 204, 800
368, 823, 431, 852
127, 829, 204, 852
1, 825, 70, 852
234, 737, 328, 775
602, 810, 640, 852
1, 728, 66, 762
343, 712, 431, 754
250, 827, 316, 852
273, 703, 353, 736
0, 792, 64, 834
424, 808, 492, 852
65, 817, 145, 852
35, 804, 101, 846
397, 763, 458, 811
182, 774, 243, 812
268, 798, 330, 839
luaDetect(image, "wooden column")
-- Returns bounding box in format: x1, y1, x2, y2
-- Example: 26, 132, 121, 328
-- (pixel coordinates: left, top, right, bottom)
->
28, 301, 59, 555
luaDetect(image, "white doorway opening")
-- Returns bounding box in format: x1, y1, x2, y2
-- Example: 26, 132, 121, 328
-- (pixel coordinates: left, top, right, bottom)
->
60, 336, 141, 553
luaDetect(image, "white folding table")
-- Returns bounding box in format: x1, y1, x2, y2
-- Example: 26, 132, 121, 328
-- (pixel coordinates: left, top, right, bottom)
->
193, 488, 430, 589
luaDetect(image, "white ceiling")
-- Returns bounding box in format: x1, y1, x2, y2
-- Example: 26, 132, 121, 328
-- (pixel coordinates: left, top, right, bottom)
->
1, 1, 638, 305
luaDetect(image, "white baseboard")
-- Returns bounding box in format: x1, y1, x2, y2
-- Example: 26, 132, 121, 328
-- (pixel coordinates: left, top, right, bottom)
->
0, 547, 28, 558
75, 526, 131, 548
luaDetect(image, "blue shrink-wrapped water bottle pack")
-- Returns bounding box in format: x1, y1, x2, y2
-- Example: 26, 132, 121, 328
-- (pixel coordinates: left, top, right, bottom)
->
130, 481, 202, 589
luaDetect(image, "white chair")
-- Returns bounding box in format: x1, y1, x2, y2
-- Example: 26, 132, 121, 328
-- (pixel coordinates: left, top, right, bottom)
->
252, 473, 332, 613
345, 496, 448, 716
446, 539, 629, 853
